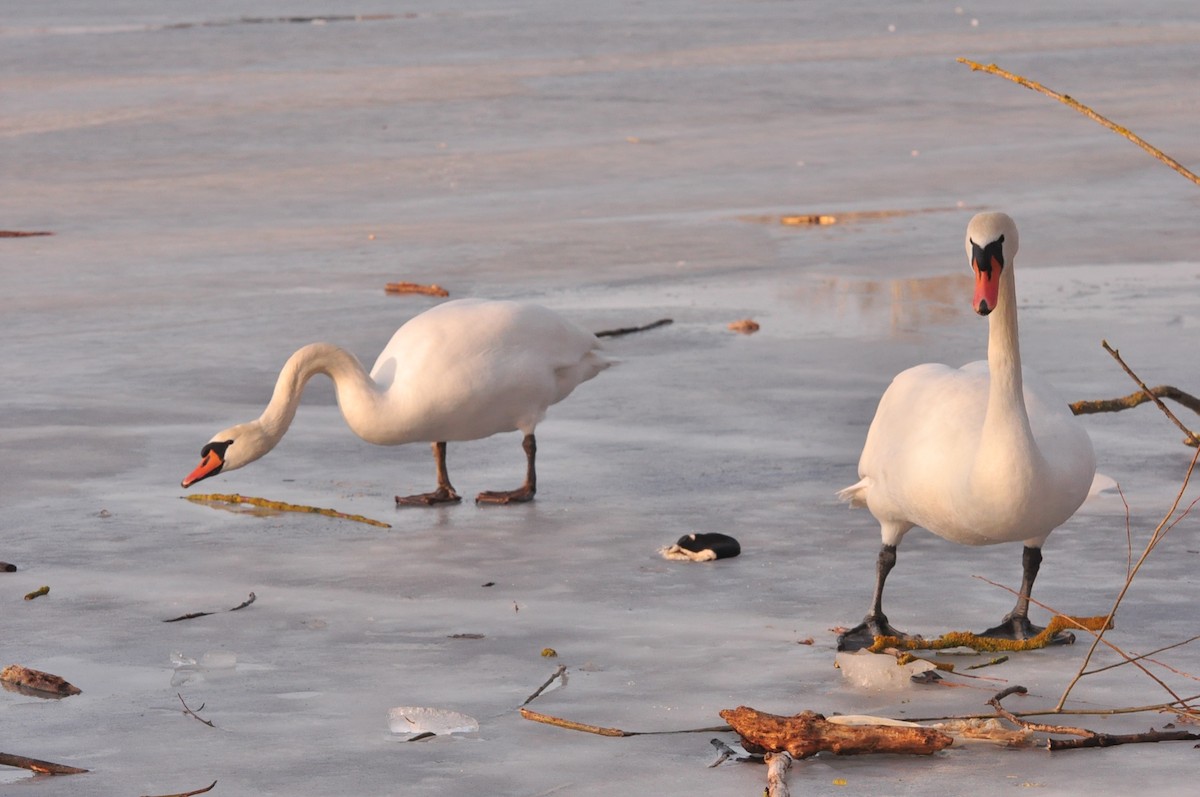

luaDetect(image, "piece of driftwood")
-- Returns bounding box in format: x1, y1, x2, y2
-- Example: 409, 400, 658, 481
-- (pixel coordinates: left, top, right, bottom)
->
593, 318, 673, 338
23, 585, 49, 601
0, 562, 16, 572
0, 751, 88, 775
728, 319, 760, 334
719, 707, 953, 758
0, 665, 81, 697
384, 281, 449, 297
0, 230, 54, 238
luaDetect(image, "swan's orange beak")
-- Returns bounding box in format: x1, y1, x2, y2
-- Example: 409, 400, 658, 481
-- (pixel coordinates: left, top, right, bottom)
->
972, 255, 1002, 316
182, 447, 224, 488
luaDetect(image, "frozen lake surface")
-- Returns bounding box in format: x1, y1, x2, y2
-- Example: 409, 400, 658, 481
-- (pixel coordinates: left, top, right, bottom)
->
3, 2, 1200, 795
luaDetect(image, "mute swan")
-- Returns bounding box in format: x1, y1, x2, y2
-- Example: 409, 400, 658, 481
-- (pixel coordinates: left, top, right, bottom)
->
836, 212, 1095, 651
182, 298, 613, 505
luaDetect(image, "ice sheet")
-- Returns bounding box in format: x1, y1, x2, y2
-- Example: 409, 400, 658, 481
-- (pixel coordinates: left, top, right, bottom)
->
3, 2, 1199, 795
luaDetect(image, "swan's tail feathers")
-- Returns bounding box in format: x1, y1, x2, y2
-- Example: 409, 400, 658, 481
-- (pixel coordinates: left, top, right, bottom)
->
837, 477, 871, 508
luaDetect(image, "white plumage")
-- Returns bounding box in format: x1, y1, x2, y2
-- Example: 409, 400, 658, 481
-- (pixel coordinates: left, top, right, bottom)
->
182, 298, 612, 505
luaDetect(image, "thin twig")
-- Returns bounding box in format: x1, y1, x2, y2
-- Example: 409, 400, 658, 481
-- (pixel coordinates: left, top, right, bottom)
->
957, 59, 1200, 186
1081, 635, 1200, 679
593, 318, 673, 338
178, 693, 215, 727
518, 707, 730, 737
140, 781, 218, 797
905, 693, 1200, 724
521, 665, 567, 706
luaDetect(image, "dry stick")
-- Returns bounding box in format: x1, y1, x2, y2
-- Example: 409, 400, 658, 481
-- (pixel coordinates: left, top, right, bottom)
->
0, 752, 88, 775
593, 318, 673, 338
521, 665, 567, 706
1045, 727, 1200, 751
957, 59, 1200, 187
140, 781, 218, 797
518, 707, 730, 737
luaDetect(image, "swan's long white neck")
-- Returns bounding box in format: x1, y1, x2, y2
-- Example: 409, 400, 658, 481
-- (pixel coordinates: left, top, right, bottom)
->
974, 261, 1046, 490
256, 343, 386, 450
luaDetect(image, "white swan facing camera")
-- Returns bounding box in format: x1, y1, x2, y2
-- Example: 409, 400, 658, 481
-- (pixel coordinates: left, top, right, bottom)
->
837, 212, 1095, 651
182, 298, 613, 505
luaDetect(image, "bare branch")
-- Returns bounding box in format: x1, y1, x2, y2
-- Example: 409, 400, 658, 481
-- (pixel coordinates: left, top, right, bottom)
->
957, 59, 1200, 186
1071, 385, 1200, 419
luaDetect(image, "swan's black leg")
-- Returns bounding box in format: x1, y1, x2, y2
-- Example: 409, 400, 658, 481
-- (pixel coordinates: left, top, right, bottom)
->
476, 433, 537, 505
396, 441, 462, 506
978, 545, 1073, 644
837, 544, 911, 651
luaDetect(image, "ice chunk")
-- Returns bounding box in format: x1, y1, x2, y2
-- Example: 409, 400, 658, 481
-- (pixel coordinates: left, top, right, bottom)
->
835, 650, 937, 690
388, 706, 479, 737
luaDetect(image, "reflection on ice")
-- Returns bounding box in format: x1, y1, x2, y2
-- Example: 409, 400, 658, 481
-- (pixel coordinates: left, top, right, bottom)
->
784, 273, 972, 338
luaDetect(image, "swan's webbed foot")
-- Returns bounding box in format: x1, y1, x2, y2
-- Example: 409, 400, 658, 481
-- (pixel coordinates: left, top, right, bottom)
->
836, 613, 911, 652
978, 614, 1075, 646
395, 486, 462, 506
474, 485, 535, 505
